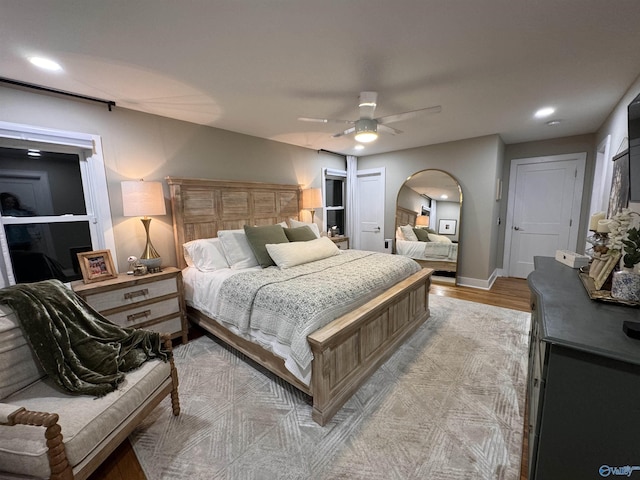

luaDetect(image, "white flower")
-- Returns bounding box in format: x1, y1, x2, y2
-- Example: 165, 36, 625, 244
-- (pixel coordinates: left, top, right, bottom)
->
127, 255, 138, 262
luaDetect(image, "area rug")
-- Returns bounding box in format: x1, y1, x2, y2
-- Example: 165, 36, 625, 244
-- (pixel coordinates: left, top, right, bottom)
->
131, 295, 530, 480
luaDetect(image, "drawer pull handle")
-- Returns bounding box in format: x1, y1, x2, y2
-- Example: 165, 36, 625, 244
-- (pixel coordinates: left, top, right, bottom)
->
127, 310, 151, 322
124, 289, 149, 300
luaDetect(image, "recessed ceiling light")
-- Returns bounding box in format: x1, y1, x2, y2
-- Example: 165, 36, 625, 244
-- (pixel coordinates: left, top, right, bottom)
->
354, 144, 365, 151
28, 56, 62, 71
546, 119, 562, 126
534, 107, 555, 118
440, 194, 448, 199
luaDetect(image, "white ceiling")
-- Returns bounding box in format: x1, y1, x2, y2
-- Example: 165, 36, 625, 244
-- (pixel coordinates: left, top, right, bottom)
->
2, 1, 640, 156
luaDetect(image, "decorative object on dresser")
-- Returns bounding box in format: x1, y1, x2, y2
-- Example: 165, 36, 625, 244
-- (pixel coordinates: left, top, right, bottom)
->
76, 249, 117, 284
579, 209, 640, 305
328, 235, 349, 249
121, 180, 167, 273
166, 176, 432, 426
527, 257, 640, 479
610, 218, 640, 302
72, 267, 188, 344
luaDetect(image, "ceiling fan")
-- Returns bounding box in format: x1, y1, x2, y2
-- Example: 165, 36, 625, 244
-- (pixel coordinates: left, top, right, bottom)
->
298, 91, 441, 143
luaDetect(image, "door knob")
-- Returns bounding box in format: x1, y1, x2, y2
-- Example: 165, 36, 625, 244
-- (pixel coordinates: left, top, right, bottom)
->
514, 226, 520, 231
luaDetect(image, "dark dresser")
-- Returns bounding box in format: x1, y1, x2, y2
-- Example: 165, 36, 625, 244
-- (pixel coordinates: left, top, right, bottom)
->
527, 256, 640, 480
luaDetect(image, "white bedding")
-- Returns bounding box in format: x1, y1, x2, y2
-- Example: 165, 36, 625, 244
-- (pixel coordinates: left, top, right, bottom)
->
182, 251, 420, 386
396, 239, 458, 262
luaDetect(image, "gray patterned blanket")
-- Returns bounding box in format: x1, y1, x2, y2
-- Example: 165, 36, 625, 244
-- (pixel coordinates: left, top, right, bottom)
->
212, 250, 420, 381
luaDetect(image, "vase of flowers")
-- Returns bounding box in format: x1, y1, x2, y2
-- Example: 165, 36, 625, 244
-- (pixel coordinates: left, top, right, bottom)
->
608, 209, 640, 302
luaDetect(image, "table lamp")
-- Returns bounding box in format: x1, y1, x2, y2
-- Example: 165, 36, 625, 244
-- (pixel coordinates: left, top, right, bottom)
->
302, 188, 323, 223
121, 180, 166, 272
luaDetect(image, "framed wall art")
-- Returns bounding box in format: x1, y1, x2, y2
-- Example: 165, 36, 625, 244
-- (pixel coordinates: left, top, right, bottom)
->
438, 219, 457, 235
77, 249, 117, 284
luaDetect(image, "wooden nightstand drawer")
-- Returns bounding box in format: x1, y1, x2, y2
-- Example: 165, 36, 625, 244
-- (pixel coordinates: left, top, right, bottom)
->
330, 236, 349, 250
82, 278, 177, 312
104, 297, 181, 328
145, 317, 183, 336
72, 267, 188, 344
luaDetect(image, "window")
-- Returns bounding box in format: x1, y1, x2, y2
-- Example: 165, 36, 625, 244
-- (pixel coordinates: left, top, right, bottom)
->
0, 122, 115, 286
323, 168, 346, 235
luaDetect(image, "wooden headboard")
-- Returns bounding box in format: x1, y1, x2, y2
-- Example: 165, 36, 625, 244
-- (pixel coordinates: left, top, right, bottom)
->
166, 177, 302, 269
396, 205, 418, 230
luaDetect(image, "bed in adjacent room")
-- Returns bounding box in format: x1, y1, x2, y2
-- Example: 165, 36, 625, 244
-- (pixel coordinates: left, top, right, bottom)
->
395, 207, 458, 272
167, 177, 432, 425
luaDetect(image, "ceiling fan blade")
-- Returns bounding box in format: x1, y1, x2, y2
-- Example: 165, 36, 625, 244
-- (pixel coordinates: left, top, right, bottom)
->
377, 105, 442, 125
332, 127, 356, 138
378, 124, 403, 135
298, 117, 353, 124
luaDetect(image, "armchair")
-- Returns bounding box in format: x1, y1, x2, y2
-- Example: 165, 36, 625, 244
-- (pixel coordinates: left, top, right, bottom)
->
0, 296, 180, 479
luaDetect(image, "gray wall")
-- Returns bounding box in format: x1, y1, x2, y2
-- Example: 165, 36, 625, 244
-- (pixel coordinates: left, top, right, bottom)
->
0, 86, 345, 272
358, 134, 504, 283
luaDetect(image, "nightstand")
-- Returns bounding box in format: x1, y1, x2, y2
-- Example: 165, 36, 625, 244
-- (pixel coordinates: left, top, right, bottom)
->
72, 267, 188, 344
329, 236, 350, 250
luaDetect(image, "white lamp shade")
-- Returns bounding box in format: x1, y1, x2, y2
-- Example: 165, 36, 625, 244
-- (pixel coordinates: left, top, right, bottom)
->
416, 216, 430, 227
121, 181, 167, 217
302, 188, 323, 209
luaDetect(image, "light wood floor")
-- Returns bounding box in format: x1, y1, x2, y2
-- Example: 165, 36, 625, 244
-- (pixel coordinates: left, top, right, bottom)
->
89, 276, 532, 480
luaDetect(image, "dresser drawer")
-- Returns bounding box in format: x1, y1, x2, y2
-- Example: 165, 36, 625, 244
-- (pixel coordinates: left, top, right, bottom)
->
104, 297, 181, 328
83, 278, 177, 312
144, 317, 183, 336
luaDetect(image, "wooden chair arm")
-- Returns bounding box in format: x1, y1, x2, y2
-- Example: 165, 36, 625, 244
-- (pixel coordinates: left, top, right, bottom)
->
5, 408, 73, 480
160, 333, 181, 416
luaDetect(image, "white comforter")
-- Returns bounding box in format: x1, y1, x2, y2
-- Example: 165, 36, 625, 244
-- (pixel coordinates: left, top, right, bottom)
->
396, 239, 458, 262
183, 250, 420, 385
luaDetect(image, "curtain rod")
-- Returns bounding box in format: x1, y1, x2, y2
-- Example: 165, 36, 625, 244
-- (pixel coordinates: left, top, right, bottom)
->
317, 148, 345, 157
0, 77, 116, 111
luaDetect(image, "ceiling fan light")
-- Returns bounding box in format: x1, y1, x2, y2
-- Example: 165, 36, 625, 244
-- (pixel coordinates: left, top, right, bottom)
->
354, 118, 378, 143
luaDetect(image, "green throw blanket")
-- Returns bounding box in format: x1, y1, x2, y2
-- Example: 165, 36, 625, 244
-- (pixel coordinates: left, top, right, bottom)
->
0, 279, 168, 396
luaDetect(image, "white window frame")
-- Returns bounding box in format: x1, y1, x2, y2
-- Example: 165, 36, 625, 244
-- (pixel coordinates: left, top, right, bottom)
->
0, 121, 115, 286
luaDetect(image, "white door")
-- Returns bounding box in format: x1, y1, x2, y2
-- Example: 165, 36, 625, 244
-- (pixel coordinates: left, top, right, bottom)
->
356, 168, 385, 251
504, 153, 586, 278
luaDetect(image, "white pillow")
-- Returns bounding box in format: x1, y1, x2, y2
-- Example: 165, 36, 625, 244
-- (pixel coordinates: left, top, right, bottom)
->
266, 237, 340, 269
396, 226, 405, 241
400, 224, 418, 242
183, 238, 229, 271
217, 229, 259, 269
427, 233, 453, 243
289, 218, 321, 238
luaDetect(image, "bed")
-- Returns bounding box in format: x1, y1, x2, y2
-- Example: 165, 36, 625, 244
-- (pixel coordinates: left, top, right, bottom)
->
395, 206, 458, 272
167, 177, 432, 425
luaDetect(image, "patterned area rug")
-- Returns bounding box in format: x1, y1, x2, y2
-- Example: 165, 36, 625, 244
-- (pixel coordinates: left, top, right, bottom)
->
131, 295, 530, 479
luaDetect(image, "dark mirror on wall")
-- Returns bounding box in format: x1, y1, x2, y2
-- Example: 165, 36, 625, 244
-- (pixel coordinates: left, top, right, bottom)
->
395, 169, 462, 284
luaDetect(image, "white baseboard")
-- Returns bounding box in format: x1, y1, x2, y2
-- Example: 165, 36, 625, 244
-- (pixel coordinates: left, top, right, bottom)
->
456, 268, 500, 290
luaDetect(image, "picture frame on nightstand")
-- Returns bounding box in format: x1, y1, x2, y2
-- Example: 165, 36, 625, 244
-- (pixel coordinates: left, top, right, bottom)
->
77, 249, 117, 284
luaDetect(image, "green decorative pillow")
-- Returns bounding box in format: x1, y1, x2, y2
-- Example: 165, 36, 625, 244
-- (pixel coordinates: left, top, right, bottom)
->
284, 226, 317, 242
243, 224, 289, 268
413, 228, 430, 242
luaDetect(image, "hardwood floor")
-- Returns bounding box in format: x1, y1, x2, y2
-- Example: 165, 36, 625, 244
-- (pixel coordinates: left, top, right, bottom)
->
89, 276, 532, 480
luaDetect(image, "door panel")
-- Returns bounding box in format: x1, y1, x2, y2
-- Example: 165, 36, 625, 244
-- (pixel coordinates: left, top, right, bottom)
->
357, 169, 384, 252
507, 155, 585, 278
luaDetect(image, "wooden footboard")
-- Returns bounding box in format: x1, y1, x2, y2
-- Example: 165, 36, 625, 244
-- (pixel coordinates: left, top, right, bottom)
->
308, 268, 432, 425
